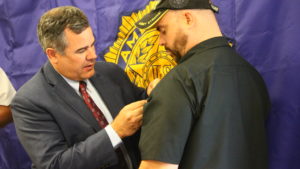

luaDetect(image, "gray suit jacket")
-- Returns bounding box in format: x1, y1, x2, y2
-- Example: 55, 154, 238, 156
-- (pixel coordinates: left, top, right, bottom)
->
11, 61, 146, 169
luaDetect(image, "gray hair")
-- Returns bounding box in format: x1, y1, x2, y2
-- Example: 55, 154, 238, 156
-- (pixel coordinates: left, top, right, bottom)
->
37, 6, 89, 54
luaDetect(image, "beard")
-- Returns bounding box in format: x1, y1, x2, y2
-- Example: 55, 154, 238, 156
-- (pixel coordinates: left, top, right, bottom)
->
165, 29, 188, 64
165, 47, 181, 64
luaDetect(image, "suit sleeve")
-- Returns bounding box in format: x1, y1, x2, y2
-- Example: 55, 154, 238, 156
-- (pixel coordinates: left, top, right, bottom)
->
12, 94, 118, 169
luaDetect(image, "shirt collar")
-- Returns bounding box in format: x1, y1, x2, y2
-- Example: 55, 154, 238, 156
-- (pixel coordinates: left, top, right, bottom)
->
60, 75, 89, 95
179, 36, 231, 63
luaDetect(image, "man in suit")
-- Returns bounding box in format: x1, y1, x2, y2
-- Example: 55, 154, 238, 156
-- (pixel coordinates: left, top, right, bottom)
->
11, 6, 148, 169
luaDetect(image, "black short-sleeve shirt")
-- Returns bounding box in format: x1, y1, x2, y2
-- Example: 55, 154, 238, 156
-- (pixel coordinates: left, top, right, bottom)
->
139, 37, 270, 169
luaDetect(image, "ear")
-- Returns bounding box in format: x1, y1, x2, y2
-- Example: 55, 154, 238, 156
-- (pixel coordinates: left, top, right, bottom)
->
184, 12, 194, 26
45, 48, 59, 64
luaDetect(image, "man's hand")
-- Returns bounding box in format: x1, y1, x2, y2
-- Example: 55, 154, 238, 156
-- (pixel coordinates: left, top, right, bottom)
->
111, 100, 147, 138
147, 78, 161, 96
0, 105, 13, 128
139, 160, 178, 169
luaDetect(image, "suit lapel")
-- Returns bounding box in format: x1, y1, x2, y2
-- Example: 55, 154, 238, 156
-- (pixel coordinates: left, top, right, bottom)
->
43, 62, 101, 131
90, 73, 121, 119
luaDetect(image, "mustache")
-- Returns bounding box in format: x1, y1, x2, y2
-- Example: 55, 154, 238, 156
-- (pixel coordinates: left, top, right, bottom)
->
84, 60, 96, 66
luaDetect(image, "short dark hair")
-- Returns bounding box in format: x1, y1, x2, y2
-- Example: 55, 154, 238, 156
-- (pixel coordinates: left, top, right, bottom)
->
37, 6, 90, 54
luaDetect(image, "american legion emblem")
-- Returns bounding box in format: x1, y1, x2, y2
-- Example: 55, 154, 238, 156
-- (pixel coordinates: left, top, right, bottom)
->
104, 1, 176, 89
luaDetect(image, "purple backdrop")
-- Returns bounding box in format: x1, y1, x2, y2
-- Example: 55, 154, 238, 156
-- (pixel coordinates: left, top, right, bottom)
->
0, 0, 299, 169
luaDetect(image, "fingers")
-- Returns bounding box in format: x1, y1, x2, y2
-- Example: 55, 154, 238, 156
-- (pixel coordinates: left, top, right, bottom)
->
132, 114, 143, 130
130, 113, 143, 129
134, 113, 143, 122
152, 78, 161, 85
112, 100, 146, 138
124, 106, 143, 128
124, 100, 147, 110
130, 104, 144, 117
147, 78, 161, 95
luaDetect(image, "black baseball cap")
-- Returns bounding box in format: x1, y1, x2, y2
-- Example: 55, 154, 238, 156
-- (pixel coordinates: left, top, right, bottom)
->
136, 0, 219, 29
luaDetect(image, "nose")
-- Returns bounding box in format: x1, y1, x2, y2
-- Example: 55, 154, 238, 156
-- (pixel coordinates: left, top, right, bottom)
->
87, 47, 97, 60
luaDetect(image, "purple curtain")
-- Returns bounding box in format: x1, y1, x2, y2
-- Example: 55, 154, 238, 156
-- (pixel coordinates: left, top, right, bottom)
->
214, 0, 300, 168
0, 0, 299, 168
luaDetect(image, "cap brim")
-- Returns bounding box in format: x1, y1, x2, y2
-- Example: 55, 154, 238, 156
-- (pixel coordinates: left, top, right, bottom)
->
136, 9, 168, 29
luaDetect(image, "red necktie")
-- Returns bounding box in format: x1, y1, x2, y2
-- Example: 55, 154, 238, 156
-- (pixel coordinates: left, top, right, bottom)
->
79, 81, 129, 169
79, 81, 108, 128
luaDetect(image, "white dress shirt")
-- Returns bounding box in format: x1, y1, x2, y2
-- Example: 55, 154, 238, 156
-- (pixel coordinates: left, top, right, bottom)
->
58, 74, 134, 169
0, 68, 16, 106
62, 77, 134, 169
62, 77, 122, 148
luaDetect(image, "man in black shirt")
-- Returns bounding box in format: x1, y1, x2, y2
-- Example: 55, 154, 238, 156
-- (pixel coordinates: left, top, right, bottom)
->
136, 0, 270, 169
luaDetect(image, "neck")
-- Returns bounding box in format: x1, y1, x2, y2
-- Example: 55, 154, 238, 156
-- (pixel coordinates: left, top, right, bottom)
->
184, 10, 222, 55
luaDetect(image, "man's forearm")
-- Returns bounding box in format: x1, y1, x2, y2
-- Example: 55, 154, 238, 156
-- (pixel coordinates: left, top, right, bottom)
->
0, 105, 13, 128
139, 160, 178, 169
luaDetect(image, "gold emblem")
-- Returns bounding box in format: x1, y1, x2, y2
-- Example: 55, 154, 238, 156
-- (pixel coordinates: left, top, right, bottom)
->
104, 1, 176, 88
